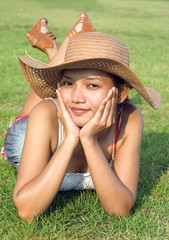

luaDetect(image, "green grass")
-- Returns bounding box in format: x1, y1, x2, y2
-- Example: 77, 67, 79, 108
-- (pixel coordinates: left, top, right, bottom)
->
0, 0, 168, 239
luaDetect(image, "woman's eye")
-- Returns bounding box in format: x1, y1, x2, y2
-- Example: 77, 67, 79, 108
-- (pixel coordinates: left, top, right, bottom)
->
88, 84, 99, 88
61, 81, 72, 86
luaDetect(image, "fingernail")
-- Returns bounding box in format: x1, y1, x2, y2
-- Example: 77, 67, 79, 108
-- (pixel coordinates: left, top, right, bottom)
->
109, 89, 113, 94
109, 88, 114, 97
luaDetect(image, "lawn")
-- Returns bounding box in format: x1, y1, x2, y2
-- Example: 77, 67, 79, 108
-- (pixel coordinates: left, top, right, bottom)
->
0, 0, 168, 239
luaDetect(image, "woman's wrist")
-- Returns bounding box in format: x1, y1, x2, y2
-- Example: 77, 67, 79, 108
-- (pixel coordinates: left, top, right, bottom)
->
63, 135, 80, 148
80, 135, 98, 146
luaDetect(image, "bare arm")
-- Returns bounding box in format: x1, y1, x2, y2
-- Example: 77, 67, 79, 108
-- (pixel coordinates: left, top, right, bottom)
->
13, 100, 79, 221
80, 89, 143, 216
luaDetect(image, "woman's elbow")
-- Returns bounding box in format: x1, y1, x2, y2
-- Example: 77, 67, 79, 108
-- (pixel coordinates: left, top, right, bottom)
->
13, 193, 37, 222
17, 209, 37, 222
107, 206, 132, 217
105, 199, 135, 217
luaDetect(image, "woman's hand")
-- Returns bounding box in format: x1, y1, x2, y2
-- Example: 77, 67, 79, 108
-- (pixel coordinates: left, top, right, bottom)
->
56, 88, 80, 143
80, 87, 118, 141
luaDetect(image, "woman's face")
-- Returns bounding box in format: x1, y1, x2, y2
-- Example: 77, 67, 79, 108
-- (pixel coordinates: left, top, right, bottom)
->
60, 69, 115, 127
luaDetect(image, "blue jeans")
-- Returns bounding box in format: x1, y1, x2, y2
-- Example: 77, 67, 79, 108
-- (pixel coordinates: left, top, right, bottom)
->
3, 116, 28, 169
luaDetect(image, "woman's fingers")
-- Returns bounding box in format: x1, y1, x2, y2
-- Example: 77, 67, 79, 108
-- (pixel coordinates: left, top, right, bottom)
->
56, 89, 67, 112
56, 89, 80, 140
101, 87, 114, 122
106, 87, 118, 126
93, 88, 113, 120
56, 89, 73, 124
98, 87, 116, 127
88, 87, 115, 131
80, 87, 118, 139
91, 99, 108, 128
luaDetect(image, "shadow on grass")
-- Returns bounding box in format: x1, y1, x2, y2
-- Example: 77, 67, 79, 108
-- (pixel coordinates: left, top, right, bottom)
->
133, 132, 168, 212
44, 189, 99, 219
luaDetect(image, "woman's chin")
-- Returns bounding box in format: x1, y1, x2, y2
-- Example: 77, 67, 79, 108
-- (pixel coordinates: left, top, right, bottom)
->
74, 121, 87, 128
72, 117, 90, 128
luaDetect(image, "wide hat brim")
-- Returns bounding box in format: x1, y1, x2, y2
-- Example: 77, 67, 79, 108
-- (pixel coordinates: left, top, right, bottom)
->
18, 55, 161, 109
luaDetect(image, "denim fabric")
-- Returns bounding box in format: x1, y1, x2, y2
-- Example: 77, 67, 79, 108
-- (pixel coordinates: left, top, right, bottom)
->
4, 116, 28, 169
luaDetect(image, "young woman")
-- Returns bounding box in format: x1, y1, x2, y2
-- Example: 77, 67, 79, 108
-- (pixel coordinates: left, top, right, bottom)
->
2, 15, 161, 222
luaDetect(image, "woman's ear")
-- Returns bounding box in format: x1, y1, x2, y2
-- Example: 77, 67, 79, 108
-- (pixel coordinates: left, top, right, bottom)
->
118, 83, 130, 104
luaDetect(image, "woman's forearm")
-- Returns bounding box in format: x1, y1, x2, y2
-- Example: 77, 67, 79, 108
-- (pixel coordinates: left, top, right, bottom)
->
81, 138, 135, 216
13, 137, 78, 221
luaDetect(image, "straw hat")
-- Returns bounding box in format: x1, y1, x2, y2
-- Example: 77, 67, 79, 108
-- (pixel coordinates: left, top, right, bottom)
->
18, 32, 161, 109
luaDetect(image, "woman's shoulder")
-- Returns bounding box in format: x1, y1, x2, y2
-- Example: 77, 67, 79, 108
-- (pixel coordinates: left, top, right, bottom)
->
123, 102, 143, 121
117, 102, 143, 155
122, 102, 143, 134
30, 98, 58, 121
26, 98, 59, 136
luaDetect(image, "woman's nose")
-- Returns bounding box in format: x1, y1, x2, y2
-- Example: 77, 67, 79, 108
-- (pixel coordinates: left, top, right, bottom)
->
71, 87, 86, 103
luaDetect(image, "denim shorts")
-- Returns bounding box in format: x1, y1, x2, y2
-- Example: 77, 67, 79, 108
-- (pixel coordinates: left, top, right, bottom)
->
2, 115, 29, 169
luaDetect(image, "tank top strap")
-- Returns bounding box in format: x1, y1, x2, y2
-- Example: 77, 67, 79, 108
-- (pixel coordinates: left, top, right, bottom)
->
44, 97, 63, 149
112, 103, 125, 160
44, 97, 58, 108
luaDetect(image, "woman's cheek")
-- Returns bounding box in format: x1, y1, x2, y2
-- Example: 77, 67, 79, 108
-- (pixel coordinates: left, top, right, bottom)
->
60, 90, 71, 105
93, 91, 108, 105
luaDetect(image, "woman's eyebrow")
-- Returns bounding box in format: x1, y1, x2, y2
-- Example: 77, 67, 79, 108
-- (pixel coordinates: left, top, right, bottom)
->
62, 75, 102, 81
86, 77, 102, 81
62, 75, 72, 80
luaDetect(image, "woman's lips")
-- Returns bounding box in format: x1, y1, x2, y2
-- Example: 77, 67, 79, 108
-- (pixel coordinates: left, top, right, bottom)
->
70, 107, 90, 115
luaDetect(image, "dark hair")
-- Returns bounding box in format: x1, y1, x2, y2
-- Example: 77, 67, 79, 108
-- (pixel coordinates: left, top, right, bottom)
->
110, 74, 132, 103
110, 74, 132, 89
